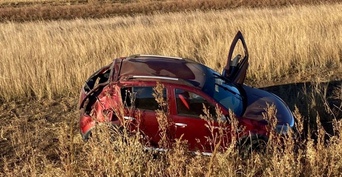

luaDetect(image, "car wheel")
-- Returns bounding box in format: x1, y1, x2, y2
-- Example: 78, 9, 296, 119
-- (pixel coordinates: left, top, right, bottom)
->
110, 124, 150, 147
238, 135, 268, 158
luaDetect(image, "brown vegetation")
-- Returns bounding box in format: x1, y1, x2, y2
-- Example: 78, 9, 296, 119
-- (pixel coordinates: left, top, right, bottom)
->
0, 0, 341, 22
0, 1, 341, 176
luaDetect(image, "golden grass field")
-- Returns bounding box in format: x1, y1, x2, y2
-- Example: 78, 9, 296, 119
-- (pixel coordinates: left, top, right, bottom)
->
0, 1, 342, 176
0, 3, 341, 101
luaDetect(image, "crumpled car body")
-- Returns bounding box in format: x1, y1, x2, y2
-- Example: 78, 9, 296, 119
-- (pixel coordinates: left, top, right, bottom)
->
78, 31, 294, 152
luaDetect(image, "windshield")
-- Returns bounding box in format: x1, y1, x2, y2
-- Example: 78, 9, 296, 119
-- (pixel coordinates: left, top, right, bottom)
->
202, 69, 244, 116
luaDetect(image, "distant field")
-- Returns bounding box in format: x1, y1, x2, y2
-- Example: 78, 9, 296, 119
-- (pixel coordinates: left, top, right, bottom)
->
1, 0, 341, 22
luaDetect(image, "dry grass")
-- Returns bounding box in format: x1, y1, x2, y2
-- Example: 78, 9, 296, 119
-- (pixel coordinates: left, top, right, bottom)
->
0, 3, 341, 101
0, 2, 342, 177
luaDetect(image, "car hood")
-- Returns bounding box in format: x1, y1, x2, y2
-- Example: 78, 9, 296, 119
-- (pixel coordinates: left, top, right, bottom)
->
242, 85, 294, 127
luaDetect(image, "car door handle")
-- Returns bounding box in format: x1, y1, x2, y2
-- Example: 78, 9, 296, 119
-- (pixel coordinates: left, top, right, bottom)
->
175, 123, 187, 128
124, 116, 135, 121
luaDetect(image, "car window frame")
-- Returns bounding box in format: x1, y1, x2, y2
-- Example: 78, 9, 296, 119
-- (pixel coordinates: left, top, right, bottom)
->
119, 82, 168, 112
169, 85, 228, 120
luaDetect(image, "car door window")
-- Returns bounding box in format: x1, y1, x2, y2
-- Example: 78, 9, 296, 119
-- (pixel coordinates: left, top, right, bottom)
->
121, 86, 166, 110
175, 89, 216, 117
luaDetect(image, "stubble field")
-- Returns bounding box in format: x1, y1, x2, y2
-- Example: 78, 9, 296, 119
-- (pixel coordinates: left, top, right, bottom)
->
0, 1, 342, 176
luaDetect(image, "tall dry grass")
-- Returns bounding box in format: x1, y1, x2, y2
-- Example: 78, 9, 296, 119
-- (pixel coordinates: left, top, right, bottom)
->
0, 3, 341, 102
1, 83, 341, 176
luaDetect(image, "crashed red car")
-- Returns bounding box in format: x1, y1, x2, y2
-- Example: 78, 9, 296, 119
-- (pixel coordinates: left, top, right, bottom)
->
78, 31, 294, 152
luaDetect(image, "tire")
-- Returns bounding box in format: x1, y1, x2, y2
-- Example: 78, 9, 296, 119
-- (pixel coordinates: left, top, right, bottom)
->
238, 135, 268, 158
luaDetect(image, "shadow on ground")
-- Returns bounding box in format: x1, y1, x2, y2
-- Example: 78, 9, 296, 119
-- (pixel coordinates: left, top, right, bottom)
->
261, 80, 342, 140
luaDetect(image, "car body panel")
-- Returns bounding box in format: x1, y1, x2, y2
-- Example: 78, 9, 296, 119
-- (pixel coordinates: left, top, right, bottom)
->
242, 85, 294, 127
169, 84, 230, 151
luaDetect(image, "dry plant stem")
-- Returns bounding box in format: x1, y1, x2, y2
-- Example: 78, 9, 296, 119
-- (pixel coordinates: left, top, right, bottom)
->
153, 83, 172, 148
262, 103, 279, 153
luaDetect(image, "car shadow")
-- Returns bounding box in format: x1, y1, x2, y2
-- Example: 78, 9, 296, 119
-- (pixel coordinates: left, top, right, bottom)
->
260, 80, 342, 140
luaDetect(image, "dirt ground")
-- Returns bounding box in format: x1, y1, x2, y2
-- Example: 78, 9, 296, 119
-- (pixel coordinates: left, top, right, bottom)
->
0, 96, 79, 171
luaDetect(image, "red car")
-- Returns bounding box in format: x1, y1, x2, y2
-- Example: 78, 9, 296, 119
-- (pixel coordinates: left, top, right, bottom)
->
78, 31, 294, 152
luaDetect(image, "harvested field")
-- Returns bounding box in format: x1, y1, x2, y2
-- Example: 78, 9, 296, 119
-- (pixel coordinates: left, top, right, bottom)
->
0, 0, 341, 22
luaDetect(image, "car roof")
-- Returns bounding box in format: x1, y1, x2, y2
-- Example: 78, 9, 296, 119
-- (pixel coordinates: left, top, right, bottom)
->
117, 54, 212, 88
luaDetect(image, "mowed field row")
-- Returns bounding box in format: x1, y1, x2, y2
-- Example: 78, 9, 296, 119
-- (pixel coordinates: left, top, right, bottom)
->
1, 0, 341, 22
0, 3, 341, 101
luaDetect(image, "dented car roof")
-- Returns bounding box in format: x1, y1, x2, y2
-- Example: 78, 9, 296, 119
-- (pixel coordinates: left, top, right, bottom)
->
117, 55, 212, 88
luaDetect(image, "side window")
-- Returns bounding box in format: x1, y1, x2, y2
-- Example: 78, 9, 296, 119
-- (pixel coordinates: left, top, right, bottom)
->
121, 86, 166, 111
175, 89, 216, 117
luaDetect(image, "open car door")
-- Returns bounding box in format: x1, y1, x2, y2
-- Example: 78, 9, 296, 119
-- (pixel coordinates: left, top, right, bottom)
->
222, 31, 249, 84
